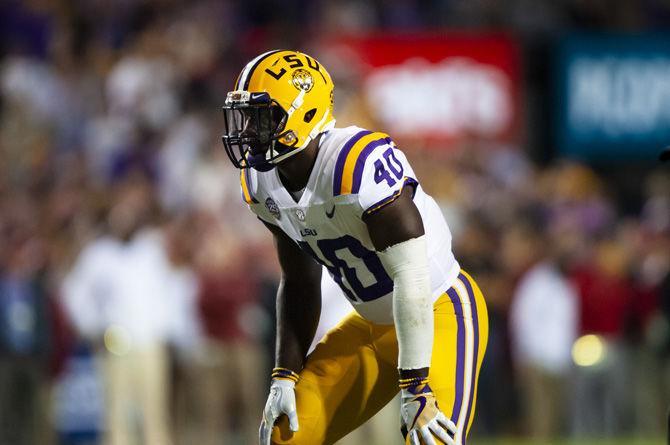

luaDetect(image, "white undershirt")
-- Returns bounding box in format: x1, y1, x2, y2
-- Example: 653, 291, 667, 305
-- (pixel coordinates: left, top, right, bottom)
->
288, 187, 305, 202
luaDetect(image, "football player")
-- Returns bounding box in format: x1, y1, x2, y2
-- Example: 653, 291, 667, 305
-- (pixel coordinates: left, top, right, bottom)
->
222, 50, 488, 445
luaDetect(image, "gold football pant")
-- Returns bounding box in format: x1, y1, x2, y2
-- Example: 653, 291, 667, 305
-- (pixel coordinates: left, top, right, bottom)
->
271, 270, 489, 445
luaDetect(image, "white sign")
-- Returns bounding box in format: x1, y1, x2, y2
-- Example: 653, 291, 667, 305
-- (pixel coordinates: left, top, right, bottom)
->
365, 57, 513, 138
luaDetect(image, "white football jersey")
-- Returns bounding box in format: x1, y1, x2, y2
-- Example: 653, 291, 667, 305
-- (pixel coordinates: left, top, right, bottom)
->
241, 126, 460, 324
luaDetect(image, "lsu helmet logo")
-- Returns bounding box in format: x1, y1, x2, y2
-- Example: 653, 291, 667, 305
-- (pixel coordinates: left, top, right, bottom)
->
292, 69, 314, 92
222, 50, 336, 172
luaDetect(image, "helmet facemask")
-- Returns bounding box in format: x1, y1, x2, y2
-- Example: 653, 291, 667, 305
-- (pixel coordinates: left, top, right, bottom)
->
221, 91, 293, 172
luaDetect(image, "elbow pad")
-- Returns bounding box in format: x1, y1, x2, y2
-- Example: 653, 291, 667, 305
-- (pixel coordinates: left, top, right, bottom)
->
378, 235, 433, 370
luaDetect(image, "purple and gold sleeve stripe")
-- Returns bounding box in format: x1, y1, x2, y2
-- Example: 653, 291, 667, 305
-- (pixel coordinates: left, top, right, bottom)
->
362, 177, 418, 218
239, 169, 258, 204
333, 130, 391, 196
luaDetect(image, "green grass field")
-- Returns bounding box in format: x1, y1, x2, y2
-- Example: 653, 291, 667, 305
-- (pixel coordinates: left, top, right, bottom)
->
357, 437, 665, 445
473, 438, 664, 445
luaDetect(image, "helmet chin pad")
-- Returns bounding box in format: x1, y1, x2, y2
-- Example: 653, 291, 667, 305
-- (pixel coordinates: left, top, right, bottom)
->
245, 150, 274, 172
246, 141, 296, 172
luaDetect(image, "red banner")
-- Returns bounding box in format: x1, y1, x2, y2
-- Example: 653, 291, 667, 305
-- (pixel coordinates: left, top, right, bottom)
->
324, 33, 522, 146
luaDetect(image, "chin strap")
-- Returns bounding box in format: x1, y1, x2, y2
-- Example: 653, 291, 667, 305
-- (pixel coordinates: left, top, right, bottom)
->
266, 89, 306, 165
269, 114, 335, 167
286, 90, 306, 115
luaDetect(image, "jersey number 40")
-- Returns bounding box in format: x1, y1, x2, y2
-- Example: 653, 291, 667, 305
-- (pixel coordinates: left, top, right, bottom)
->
298, 236, 393, 302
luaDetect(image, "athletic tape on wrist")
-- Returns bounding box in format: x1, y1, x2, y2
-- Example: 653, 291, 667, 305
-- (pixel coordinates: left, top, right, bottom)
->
271, 367, 300, 383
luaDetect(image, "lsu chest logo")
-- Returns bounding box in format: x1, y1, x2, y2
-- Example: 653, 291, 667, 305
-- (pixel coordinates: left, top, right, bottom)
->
265, 197, 280, 219
300, 228, 318, 237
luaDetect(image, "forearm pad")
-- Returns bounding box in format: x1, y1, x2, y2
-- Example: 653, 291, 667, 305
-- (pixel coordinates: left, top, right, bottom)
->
378, 235, 433, 370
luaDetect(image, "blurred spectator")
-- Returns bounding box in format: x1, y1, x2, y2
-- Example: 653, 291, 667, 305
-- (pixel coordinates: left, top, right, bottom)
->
0, 232, 52, 445
61, 179, 176, 445
52, 343, 104, 445
508, 217, 578, 440
547, 163, 615, 239
629, 170, 670, 434
162, 213, 204, 445
163, 215, 202, 358
570, 236, 636, 436
454, 215, 515, 436
658, 247, 670, 413
185, 217, 266, 445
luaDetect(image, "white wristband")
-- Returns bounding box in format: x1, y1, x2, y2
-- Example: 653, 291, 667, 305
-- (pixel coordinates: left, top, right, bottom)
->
378, 235, 433, 370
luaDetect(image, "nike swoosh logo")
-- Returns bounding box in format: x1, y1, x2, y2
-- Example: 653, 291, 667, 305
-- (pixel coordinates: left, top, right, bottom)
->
250, 93, 263, 100
410, 396, 427, 430
325, 205, 335, 218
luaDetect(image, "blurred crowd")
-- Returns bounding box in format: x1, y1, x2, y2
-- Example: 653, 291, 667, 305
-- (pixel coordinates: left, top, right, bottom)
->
1, 1, 670, 444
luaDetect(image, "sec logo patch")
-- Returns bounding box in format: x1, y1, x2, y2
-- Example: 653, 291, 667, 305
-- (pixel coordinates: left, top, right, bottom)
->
265, 197, 280, 219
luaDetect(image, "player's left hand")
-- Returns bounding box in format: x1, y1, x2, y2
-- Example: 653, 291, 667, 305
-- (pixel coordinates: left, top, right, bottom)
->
400, 383, 458, 445
259, 378, 299, 445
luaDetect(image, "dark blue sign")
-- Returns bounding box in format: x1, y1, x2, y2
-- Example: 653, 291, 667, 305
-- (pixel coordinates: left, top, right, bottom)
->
556, 34, 670, 161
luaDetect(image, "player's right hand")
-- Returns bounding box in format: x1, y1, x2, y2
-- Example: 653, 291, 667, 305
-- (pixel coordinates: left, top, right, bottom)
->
259, 378, 299, 445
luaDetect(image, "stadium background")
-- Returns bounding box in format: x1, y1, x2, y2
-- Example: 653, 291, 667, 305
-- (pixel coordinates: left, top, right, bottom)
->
1, 1, 669, 444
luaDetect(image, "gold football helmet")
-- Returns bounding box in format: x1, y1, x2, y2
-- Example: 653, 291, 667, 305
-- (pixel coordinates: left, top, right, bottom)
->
222, 50, 335, 171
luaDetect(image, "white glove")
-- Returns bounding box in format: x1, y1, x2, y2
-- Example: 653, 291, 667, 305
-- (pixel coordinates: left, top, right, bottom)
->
400, 384, 458, 445
259, 379, 299, 445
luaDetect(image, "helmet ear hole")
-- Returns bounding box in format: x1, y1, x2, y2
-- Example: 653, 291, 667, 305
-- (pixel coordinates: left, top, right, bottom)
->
304, 108, 317, 123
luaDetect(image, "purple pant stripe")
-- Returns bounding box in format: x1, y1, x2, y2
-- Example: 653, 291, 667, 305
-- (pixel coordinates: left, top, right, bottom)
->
332, 130, 371, 196
459, 272, 480, 442
446, 287, 466, 425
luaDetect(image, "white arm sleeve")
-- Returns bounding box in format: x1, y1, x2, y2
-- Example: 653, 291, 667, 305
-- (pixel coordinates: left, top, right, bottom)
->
378, 235, 433, 370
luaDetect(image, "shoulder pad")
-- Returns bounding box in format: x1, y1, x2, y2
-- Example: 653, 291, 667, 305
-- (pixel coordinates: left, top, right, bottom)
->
332, 129, 393, 196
